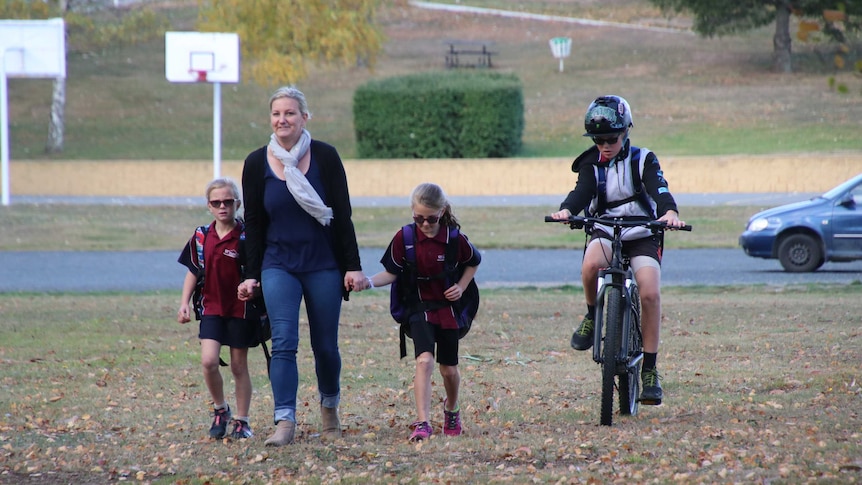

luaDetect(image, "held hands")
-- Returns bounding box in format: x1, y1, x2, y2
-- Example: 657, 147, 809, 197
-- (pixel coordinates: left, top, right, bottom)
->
237, 279, 261, 301
345, 271, 370, 292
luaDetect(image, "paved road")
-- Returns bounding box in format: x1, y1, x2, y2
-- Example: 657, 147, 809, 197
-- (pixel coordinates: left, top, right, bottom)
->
3, 247, 861, 293
7, 192, 858, 293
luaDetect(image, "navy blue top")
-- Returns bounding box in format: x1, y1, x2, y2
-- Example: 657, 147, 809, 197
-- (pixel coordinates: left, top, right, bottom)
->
261, 155, 338, 273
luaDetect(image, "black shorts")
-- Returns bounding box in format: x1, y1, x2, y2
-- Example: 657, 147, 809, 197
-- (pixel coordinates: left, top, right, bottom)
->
199, 315, 260, 349
409, 314, 459, 366
590, 230, 663, 264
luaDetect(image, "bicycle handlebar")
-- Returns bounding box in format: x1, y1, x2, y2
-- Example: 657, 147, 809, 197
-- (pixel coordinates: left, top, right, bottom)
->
544, 215, 693, 232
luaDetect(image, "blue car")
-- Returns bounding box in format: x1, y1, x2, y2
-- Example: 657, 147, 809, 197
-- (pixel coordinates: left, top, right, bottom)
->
739, 173, 862, 272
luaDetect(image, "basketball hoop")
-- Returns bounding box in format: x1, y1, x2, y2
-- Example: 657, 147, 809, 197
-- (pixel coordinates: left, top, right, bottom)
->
194, 70, 208, 82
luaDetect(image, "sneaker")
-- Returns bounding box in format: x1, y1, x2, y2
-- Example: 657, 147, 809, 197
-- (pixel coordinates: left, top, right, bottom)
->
408, 421, 433, 442
209, 404, 232, 439
639, 367, 663, 405
230, 419, 254, 439
570, 315, 594, 351
443, 399, 462, 436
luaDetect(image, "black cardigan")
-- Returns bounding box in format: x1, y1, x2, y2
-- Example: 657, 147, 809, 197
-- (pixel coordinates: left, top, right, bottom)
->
241, 140, 363, 298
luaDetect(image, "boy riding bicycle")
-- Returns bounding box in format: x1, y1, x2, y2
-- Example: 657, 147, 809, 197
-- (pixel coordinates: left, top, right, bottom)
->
550, 95, 686, 405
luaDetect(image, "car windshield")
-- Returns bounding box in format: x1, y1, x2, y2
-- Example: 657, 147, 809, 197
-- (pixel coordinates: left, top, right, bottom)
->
822, 174, 862, 200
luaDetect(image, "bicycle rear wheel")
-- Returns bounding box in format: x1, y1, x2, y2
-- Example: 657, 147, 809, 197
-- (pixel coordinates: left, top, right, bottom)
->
619, 282, 642, 416
601, 286, 623, 426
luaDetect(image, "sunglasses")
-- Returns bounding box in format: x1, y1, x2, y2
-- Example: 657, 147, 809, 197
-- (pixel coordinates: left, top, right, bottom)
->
591, 135, 620, 146
412, 213, 441, 225
208, 198, 237, 208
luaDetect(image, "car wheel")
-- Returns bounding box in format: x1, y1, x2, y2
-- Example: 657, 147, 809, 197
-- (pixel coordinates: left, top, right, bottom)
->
777, 234, 823, 272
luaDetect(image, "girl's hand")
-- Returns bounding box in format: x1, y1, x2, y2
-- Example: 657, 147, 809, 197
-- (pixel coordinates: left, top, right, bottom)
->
550, 209, 572, 221
345, 271, 368, 292
444, 283, 463, 302
659, 210, 686, 229
178, 304, 191, 324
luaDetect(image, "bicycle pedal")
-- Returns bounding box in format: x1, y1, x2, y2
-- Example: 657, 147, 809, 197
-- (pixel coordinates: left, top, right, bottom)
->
638, 398, 662, 406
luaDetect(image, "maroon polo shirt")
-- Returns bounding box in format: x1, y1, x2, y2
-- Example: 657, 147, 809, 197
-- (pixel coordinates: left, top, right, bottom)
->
201, 223, 246, 318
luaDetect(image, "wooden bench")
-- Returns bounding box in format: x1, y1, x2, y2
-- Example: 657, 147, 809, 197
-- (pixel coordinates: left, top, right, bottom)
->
445, 41, 497, 68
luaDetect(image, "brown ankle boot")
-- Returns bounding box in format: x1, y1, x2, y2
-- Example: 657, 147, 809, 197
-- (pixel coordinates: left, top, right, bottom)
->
264, 420, 295, 446
320, 406, 341, 440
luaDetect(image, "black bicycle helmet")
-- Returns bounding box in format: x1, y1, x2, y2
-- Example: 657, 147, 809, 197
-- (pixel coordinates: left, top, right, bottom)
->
583, 95, 633, 137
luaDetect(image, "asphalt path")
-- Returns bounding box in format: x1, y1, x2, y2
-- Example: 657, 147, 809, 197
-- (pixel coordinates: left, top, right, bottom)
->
5, 192, 860, 293
3, 247, 861, 293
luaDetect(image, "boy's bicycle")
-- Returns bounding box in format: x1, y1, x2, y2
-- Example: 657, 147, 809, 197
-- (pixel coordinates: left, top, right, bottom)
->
544, 215, 692, 426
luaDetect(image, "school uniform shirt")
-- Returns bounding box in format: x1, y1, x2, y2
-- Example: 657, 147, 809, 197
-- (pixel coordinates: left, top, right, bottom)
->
199, 223, 246, 318
382, 224, 481, 330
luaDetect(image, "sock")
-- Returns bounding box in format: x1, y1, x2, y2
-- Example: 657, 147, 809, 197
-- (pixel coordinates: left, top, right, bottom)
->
214, 402, 228, 411
234, 416, 249, 424
586, 305, 596, 319
643, 352, 657, 371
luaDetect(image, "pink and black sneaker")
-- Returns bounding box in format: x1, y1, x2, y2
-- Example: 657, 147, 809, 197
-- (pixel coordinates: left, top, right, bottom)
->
443, 399, 462, 436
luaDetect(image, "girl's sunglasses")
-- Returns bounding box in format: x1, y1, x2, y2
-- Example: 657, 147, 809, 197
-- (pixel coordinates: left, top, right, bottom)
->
208, 199, 237, 208
412, 214, 440, 225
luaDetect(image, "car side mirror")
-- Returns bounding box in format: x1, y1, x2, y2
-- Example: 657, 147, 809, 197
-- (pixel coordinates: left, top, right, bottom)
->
839, 193, 856, 207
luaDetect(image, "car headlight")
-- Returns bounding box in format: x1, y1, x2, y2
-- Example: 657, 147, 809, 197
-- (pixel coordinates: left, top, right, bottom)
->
747, 218, 771, 232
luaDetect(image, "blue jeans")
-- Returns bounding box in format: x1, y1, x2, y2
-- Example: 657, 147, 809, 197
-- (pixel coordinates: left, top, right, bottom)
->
261, 267, 343, 424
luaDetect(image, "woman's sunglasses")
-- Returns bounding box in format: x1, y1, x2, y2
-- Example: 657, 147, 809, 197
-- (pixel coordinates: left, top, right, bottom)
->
591, 135, 620, 146
209, 199, 237, 208
412, 214, 441, 225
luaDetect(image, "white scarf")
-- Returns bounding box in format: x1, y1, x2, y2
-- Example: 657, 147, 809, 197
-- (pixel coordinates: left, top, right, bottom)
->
268, 130, 333, 226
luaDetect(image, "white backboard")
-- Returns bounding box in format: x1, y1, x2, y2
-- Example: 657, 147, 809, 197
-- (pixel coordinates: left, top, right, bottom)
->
165, 32, 240, 83
0, 18, 66, 78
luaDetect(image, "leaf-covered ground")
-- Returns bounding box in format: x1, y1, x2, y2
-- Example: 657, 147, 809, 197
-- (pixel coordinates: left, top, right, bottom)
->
1, 286, 860, 483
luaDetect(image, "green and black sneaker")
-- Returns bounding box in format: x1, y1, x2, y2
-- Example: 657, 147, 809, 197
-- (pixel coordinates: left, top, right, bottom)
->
639, 367, 663, 405
570, 315, 594, 351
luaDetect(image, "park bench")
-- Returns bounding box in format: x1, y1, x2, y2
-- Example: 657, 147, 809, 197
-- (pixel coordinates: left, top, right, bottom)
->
444, 40, 496, 68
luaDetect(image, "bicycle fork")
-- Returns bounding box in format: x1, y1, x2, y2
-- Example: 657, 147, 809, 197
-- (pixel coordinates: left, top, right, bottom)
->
592, 267, 643, 373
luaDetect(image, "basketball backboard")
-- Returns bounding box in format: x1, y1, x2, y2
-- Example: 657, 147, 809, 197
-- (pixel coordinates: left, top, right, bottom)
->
165, 32, 240, 83
0, 18, 66, 78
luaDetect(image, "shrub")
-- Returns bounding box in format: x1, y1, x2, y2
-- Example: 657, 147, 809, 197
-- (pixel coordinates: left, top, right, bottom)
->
353, 71, 523, 158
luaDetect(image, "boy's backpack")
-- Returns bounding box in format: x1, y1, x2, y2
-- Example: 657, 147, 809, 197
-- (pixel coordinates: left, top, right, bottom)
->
389, 223, 480, 359
192, 222, 271, 375
590, 146, 655, 219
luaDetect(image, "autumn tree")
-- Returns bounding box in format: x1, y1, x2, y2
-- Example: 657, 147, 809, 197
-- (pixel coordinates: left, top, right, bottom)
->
647, 0, 861, 73
197, 0, 385, 85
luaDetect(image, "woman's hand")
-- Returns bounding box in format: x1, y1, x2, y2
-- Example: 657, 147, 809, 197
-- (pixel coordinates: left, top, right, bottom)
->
345, 271, 369, 292
237, 279, 260, 301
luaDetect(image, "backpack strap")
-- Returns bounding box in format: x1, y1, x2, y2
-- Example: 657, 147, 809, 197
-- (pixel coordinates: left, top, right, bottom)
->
399, 223, 417, 359
593, 148, 655, 219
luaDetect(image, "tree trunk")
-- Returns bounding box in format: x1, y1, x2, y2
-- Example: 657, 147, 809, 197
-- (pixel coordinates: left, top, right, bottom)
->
773, 1, 793, 73
46, 77, 65, 154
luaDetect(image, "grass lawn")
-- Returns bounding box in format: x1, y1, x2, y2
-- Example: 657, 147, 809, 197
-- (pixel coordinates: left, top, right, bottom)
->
0, 286, 859, 483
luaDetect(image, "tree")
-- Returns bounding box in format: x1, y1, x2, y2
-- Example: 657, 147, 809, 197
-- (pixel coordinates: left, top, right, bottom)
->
647, 0, 861, 73
197, 0, 385, 85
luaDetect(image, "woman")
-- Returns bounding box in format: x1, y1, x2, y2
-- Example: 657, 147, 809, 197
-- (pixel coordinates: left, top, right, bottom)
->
237, 86, 368, 446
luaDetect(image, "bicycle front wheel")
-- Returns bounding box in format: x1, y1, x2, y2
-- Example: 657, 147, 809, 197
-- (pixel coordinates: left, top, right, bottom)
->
601, 286, 623, 426
619, 282, 642, 416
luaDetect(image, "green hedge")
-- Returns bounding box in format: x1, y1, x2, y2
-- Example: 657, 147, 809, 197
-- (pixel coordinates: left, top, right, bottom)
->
353, 71, 524, 158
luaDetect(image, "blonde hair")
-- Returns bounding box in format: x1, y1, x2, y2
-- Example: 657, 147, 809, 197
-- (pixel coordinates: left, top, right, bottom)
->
411, 182, 459, 229
205, 177, 240, 200
269, 85, 312, 119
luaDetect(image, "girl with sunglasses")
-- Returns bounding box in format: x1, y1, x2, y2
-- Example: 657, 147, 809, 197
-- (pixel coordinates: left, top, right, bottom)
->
550, 95, 686, 407
364, 183, 481, 442
177, 177, 262, 440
